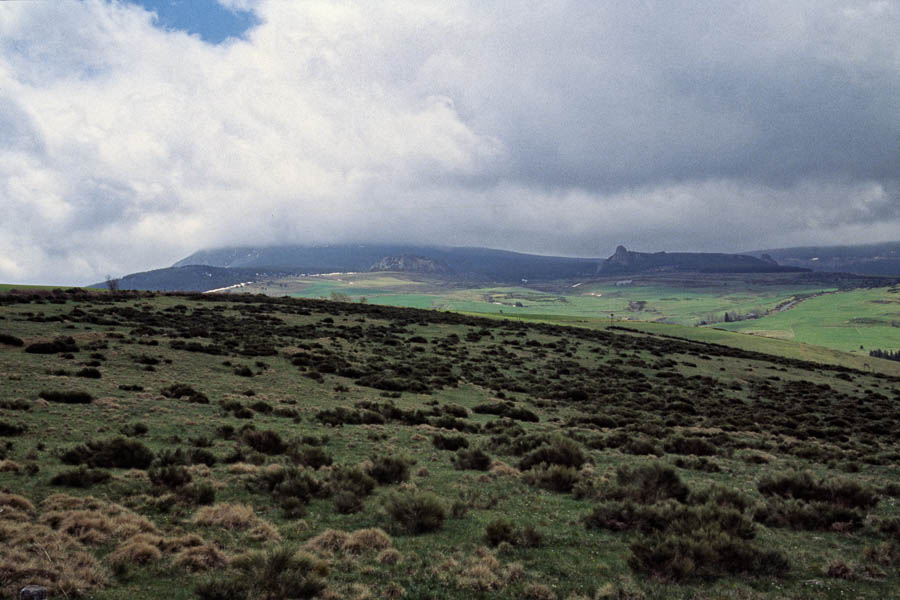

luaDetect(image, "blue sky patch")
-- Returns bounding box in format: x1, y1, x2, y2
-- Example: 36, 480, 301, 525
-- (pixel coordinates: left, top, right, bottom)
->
128, 0, 257, 44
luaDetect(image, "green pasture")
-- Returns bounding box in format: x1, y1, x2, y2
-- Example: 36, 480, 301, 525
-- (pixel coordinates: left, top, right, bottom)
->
718, 287, 900, 354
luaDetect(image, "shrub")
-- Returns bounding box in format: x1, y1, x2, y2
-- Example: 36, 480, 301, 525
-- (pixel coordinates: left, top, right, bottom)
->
26, 336, 78, 353
453, 448, 492, 471
328, 466, 376, 498
120, 422, 149, 437
195, 547, 327, 600
385, 491, 446, 534
757, 471, 879, 510
161, 384, 209, 404
628, 530, 789, 581
333, 490, 364, 514
432, 434, 469, 451
0, 333, 24, 346
664, 435, 717, 456
149, 465, 193, 489
39, 390, 93, 404
366, 455, 413, 485
60, 437, 155, 469
484, 519, 517, 546
183, 482, 217, 506
243, 429, 287, 455
522, 464, 580, 493
50, 467, 112, 488
75, 367, 102, 379
290, 445, 333, 470
519, 436, 586, 471
753, 499, 864, 531
0, 421, 26, 436
603, 463, 690, 505
621, 438, 663, 456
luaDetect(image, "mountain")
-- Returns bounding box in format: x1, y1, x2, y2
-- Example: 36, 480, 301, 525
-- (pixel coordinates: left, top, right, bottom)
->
599, 245, 806, 274
95, 265, 294, 292
174, 244, 600, 281
749, 241, 900, 276
369, 255, 452, 274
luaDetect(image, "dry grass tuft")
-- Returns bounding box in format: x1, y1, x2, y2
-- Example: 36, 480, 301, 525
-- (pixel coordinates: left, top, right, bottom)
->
108, 540, 162, 567
522, 583, 556, 599
161, 533, 206, 552
193, 503, 281, 542
343, 528, 392, 554
0, 459, 21, 473
304, 529, 350, 554
383, 582, 405, 599
0, 491, 35, 513
173, 544, 230, 572
435, 547, 526, 592
227, 462, 261, 474
41, 503, 157, 545
489, 461, 520, 477
0, 520, 107, 598
377, 548, 403, 565
193, 503, 258, 529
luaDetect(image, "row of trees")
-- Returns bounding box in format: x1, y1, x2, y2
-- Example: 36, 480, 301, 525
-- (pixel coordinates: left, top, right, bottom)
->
869, 348, 900, 362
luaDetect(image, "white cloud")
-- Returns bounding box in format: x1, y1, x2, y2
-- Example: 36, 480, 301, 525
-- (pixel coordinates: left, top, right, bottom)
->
0, 0, 898, 284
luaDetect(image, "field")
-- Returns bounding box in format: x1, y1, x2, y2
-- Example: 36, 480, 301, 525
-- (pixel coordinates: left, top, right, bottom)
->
1, 289, 900, 600
236, 272, 833, 326
717, 287, 900, 355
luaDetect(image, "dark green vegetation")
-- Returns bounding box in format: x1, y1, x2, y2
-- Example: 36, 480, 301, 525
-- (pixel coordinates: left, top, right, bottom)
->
1, 288, 899, 599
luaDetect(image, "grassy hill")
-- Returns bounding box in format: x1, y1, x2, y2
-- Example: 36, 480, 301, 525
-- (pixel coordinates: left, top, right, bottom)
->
1, 289, 900, 599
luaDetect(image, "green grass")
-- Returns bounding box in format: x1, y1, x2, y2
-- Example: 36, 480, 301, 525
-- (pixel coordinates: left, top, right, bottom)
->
1, 290, 900, 599
718, 287, 900, 354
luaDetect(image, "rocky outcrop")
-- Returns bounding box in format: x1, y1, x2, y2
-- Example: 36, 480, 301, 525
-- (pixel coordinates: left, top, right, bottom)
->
369, 255, 451, 275
599, 246, 803, 274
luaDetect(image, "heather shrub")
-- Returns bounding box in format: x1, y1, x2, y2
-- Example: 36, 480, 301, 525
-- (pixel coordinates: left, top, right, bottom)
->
432, 434, 469, 451
290, 445, 332, 470
757, 471, 879, 510
603, 463, 690, 504
664, 435, 717, 456
453, 448, 492, 471
366, 454, 413, 485
50, 467, 111, 488
194, 546, 327, 600
519, 436, 586, 470
60, 437, 154, 469
522, 464, 580, 493
39, 390, 93, 404
385, 491, 445, 534
243, 429, 288, 455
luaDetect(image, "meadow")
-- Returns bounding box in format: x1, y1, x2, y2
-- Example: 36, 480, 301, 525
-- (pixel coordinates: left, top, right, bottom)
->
1, 289, 899, 599
717, 287, 900, 355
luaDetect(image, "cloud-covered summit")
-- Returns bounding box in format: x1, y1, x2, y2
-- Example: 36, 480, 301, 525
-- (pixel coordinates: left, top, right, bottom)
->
2, 0, 898, 284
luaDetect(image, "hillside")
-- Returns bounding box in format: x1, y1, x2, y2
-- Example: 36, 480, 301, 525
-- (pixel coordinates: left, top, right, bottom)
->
750, 241, 900, 276
1, 289, 900, 599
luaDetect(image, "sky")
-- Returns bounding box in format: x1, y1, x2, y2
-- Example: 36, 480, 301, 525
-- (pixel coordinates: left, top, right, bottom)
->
1, 0, 899, 285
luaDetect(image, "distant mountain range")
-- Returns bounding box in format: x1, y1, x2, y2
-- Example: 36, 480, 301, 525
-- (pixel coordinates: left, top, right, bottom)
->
100, 243, 825, 291
746, 241, 900, 276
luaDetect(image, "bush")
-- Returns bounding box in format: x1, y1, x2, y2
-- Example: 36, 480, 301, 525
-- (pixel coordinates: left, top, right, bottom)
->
519, 436, 586, 471
628, 530, 789, 581
328, 466, 376, 498
50, 467, 111, 488
26, 336, 78, 353
753, 499, 864, 531
0, 421, 27, 436
195, 546, 328, 600
522, 464, 580, 493
603, 463, 690, 504
453, 448, 492, 471
366, 455, 413, 485
75, 367, 102, 379
758, 471, 879, 510
664, 435, 717, 456
149, 465, 193, 489
290, 445, 333, 470
120, 422, 149, 437
0, 333, 24, 346
333, 490, 364, 514
161, 384, 209, 404
60, 437, 155, 469
432, 434, 469, 451
39, 390, 93, 404
243, 429, 287, 455
484, 519, 517, 546
385, 491, 446, 534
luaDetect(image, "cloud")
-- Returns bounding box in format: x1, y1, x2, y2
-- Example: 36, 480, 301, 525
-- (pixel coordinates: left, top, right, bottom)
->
1, 0, 898, 284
